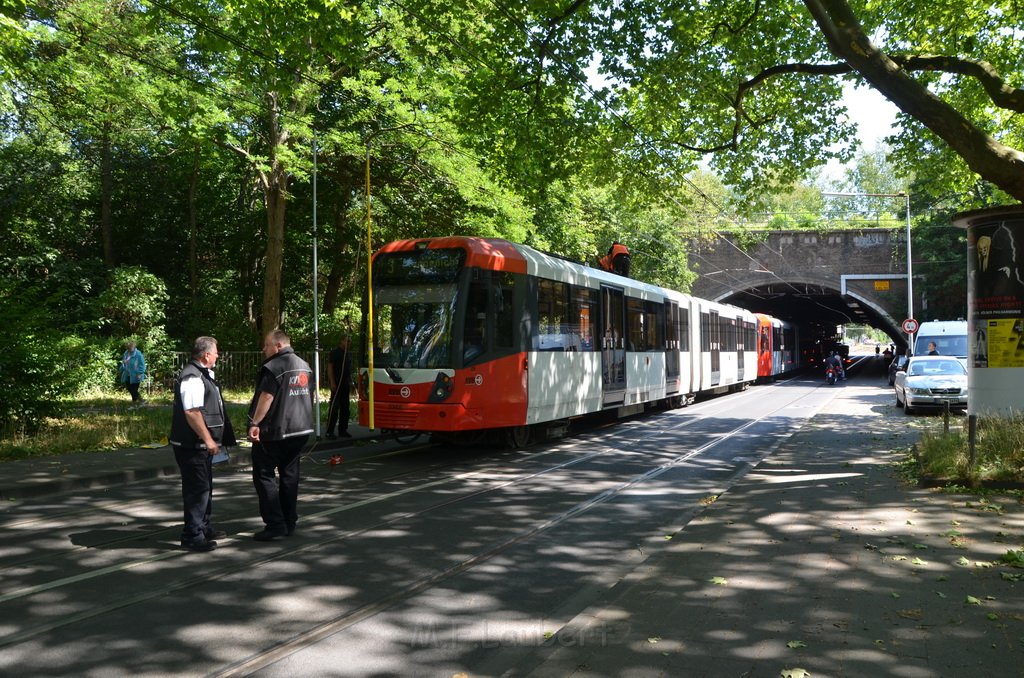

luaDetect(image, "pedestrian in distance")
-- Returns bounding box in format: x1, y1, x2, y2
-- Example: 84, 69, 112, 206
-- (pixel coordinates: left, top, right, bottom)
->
326, 334, 353, 439
247, 329, 314, 541
119, 340, 147, 406
169, 336, 235, 553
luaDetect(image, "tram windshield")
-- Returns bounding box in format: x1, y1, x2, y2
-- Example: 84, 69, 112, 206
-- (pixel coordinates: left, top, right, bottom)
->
370, 248, 465, 369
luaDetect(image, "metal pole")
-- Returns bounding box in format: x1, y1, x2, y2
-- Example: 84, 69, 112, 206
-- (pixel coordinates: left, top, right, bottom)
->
821, 191, 914, 346
312, 134, 322, 438
365, 142, 375, 430
903, 191, 914, 347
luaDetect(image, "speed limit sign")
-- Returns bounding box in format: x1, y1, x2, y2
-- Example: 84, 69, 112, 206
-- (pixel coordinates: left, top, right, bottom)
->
901, 318, 919, 334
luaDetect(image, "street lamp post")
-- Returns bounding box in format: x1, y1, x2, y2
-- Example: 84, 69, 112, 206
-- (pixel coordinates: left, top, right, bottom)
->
311, 133, 321, 438
902, 192, 913, 324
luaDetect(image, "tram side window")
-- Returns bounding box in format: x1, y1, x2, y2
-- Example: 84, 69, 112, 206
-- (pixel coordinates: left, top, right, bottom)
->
627, 297, 644, 350
645, 300, 662, 352
681, 308, 690, 351
537, 279, 570, 351
665, 304, 678, 351
494, 272, 515, 349
740, 320, 754, 352
569, 286, 596, 351
463, 276, 489, 363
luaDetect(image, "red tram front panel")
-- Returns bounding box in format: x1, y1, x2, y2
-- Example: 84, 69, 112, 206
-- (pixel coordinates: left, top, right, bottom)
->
359, 354, 528, 432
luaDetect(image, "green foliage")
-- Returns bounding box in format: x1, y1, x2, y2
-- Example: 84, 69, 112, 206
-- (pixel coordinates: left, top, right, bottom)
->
0, 278, 75, 431
99, 266, 169, 342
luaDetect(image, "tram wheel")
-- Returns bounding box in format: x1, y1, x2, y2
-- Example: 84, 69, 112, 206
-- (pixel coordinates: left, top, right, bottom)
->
392, 430, 422, 445
505, 425, 531, 449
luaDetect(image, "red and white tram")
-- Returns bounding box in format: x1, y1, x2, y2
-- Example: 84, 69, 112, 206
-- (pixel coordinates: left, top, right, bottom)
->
755, 313, 799, 382
357, 237, 798, 444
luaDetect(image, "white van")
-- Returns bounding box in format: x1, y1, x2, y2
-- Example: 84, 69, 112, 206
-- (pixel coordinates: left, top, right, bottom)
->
914, 320, 968, 363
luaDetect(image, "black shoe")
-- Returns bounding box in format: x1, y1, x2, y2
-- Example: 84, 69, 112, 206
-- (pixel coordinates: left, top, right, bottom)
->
205, 529, 227, 541
325, 431, 338, 440
253, 528, 287, 542
286, 524, 296, 536
338, 431, 352, 438
181, 539, 217, 552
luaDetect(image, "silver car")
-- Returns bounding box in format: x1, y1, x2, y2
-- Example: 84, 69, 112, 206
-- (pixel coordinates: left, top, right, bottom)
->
893, 356, 968, 414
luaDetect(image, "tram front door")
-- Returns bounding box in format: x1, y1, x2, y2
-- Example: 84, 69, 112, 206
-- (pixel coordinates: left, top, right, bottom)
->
601, 286, 626, 404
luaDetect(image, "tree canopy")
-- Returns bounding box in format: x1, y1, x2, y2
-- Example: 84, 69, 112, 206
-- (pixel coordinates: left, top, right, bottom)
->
1, 0, 1018, 427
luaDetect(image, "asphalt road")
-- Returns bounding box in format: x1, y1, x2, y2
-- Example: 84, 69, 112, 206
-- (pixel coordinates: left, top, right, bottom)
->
0, 362, 875, 677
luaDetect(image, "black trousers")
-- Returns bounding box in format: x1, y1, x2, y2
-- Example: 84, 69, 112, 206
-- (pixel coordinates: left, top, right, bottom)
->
252, 436, 307, 531
126, 381, 141, 402
326, 387, 349, 434
173, 445, 213, 543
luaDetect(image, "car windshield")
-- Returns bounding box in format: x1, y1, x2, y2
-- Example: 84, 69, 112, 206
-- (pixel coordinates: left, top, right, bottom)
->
907, 360, 966, 377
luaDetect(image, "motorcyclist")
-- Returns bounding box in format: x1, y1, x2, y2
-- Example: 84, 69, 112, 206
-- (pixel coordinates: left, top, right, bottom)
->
825, 351, 846, 381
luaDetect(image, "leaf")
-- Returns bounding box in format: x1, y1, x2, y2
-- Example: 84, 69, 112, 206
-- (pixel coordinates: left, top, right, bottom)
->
913, 544, 928, 550
891, 592, 900, 599
956, 556, 971, 567
786, 640, 807, 649
912, 557, 927, 566
966, 595, 982, 605
647, 636, 661, 644
893, 555, 907, 561
710, 576, 729, 585
1000, 549, 1024, 567
779, 669, 810, 678
987, 613, 1000, 621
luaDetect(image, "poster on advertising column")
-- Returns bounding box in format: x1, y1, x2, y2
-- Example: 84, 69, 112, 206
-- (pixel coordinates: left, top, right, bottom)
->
967, 219, 1024, 368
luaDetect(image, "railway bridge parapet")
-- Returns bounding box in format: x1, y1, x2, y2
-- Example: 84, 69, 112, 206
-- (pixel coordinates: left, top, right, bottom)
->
689, 227, 916, 340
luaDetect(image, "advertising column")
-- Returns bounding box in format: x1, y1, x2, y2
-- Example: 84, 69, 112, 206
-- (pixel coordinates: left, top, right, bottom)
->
953, 205, 1024, 414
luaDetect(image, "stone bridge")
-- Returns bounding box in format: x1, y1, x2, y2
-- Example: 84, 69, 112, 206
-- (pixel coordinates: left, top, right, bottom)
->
688, 227, 915, 345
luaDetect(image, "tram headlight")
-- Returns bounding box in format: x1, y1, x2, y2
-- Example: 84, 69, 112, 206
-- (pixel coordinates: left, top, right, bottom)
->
427, 372, 453, 403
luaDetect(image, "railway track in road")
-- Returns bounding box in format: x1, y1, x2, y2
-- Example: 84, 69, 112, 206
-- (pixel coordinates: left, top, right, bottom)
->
0, 375, 839, 675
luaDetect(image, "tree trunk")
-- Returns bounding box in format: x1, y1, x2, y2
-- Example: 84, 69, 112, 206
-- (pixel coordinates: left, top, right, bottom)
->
99, 125, 115, 267
322, 197, 353, 314
261, 167, 288, 332
258, 93, 292, 333
803, 0, 1024, 201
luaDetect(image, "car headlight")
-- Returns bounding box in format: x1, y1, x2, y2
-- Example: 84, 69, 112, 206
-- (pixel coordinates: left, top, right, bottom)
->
910, 387, 931, 395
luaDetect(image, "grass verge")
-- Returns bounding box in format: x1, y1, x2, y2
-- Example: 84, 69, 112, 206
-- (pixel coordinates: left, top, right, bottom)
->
0, 389, 342, 461
915, 413, 1024, 487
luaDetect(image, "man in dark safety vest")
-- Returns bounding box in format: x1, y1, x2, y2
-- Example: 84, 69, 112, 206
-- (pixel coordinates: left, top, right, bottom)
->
247, 329, 314, 541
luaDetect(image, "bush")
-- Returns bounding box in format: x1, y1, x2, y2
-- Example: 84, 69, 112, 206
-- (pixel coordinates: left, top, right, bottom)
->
0, 280, 75, 431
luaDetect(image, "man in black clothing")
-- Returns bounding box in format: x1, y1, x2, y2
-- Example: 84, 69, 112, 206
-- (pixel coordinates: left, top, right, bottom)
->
169, 336, 235, 552
326, 335, 353, 438
247, 329, 314, 541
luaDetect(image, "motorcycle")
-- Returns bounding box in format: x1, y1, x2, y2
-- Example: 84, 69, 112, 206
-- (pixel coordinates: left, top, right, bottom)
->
825, 365, 838, 385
